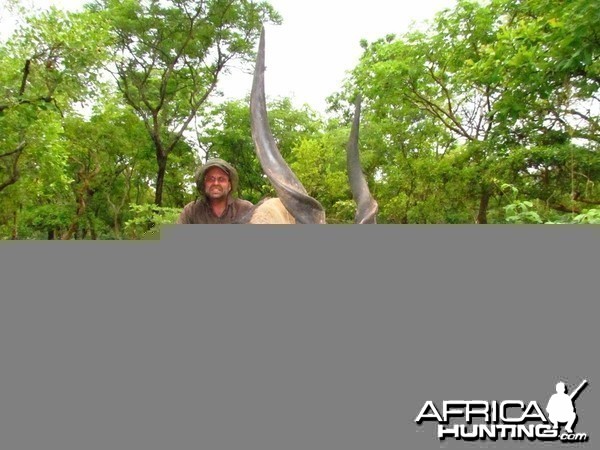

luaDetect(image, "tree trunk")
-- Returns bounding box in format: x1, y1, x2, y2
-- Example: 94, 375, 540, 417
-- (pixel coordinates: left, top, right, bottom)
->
154, 152, 168, 206
11, 210, 18, 240
88, 215, 97, 240
62, 164, 99, 240
62, 200, 86, 240
476, 187, 491, 224
113, 216, 121, 239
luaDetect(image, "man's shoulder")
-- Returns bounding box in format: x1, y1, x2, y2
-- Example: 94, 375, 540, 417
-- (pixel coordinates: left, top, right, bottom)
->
234, 198, 254, 208
183, 199, 208, 210
177, 200, 208, 224
232, 198, 254, 221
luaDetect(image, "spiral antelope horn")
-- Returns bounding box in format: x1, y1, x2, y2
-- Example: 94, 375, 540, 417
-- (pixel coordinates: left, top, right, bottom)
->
346, 95, 378, 224
250, 29, 326, 224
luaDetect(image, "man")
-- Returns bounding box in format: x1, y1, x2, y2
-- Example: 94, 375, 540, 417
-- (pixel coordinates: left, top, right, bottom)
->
546, 381, 577, 433
177, 158, 253, 224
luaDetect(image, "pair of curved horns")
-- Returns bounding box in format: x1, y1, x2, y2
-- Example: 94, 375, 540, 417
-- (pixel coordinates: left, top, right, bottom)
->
250, 29, 377, 224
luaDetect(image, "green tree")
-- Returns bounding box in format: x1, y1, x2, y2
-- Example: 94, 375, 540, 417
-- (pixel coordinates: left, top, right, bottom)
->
92, 0, 281, 206
343, 0, 599, 223
57, 102, 160, 239
351, 1, 509, 223
1, 6, 112, 238
488, 0, 600, 214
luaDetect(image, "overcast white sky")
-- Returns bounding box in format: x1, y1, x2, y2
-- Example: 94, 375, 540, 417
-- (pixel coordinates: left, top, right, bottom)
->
2, 0, 457, 113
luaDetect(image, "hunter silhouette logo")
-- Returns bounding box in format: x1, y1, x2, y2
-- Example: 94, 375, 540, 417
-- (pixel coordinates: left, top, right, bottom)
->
415, 379, 589, 443
547, 379, 587, 434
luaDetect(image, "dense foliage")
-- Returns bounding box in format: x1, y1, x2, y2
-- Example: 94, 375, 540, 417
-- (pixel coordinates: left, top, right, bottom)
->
1, 0, 598, 238
338, 0, 599, 224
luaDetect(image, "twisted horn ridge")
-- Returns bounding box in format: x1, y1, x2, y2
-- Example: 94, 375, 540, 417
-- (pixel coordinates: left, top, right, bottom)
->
250, 29, 326, 224
347, 95, 378, 224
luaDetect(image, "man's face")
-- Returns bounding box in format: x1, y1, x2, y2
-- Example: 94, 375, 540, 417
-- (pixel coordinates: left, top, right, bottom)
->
203, 166, 231, 201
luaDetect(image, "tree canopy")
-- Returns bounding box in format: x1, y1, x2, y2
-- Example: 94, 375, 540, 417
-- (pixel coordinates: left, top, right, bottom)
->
1, 0, 598, 239
343, 0, 599, 223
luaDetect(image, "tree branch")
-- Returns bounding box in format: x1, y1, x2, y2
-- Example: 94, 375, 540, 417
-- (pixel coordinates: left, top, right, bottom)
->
0, 142, 26, 192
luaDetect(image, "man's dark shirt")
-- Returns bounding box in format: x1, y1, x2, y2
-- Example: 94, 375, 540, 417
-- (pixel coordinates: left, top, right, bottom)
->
177, 196, 253, 224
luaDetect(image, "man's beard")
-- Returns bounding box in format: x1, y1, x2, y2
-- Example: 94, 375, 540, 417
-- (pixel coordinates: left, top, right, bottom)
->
207, 187, 229, 199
